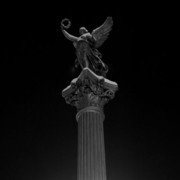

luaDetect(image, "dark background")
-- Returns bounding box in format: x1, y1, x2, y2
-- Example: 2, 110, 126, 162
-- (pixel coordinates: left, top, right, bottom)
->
1, 3, 179, 180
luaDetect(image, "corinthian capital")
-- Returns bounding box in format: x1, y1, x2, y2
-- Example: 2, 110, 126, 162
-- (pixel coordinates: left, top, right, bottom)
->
62, 68, 118, 112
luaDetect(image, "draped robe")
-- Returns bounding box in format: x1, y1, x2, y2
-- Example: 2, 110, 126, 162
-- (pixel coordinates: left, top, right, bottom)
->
75, 38, 108, 77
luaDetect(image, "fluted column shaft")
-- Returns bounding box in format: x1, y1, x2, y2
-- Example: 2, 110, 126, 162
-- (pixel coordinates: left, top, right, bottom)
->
76, 107, 106, 180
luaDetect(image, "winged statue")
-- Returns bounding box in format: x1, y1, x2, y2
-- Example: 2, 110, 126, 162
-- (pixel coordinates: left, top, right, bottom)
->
61, 17, 113, 77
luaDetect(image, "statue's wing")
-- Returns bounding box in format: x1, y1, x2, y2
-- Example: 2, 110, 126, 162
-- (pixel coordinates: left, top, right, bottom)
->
62, 29, 79, 42
92, 17, 113, 48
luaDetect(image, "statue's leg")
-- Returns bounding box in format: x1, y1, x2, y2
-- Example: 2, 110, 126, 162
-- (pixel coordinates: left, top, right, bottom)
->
84, 56, 89, 68
76, 48, 85, 70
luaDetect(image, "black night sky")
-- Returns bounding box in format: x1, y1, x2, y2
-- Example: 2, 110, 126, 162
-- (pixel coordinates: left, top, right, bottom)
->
1, 3, 179, 180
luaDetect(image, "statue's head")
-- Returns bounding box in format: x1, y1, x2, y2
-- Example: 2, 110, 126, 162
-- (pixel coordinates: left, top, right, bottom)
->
79, 27, 88, 35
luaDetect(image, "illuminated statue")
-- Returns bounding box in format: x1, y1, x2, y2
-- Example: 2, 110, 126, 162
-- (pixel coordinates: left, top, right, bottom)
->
61, 17, 113, 77
61, 17, 118, 180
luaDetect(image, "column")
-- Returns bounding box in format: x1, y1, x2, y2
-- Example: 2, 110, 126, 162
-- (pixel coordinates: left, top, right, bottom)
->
62, 68, 118, 180
76, 106, 106, 180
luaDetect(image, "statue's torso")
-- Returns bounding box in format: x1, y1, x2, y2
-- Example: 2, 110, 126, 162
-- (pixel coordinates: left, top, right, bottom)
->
79, 33, 95, 46
80, 32, 92, 39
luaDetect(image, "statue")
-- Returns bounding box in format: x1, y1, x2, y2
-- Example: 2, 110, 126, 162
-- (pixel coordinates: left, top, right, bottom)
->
61, 17, 113, 77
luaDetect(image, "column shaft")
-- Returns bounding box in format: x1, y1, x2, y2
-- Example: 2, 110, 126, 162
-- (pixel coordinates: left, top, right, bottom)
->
77, 109, 106, 180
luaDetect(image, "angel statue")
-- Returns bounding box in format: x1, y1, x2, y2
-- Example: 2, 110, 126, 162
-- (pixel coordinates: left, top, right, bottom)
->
61, 17, 113, 77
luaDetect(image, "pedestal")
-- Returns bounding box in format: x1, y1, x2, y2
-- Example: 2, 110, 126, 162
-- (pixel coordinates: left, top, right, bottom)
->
62, 68, 118, 180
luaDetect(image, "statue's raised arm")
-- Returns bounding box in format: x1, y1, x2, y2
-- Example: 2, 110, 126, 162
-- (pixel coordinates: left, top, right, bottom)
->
61, 18, 79, 44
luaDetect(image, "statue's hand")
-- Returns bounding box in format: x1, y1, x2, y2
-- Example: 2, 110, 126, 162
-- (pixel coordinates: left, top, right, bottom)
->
61, 18, 71, 29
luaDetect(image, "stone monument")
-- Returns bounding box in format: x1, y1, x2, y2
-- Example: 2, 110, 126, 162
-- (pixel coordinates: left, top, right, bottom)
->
61, 17, 118, 180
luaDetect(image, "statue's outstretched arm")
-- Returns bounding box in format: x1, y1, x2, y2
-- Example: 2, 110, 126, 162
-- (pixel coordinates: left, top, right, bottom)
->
62, 29, 79, 42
